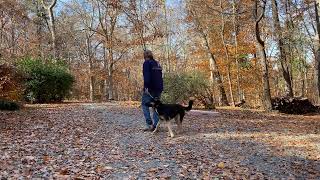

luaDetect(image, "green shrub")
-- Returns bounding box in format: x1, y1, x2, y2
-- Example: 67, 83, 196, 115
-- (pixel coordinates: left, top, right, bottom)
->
17, 58, 74, 103
162, 73, 191, 103
0, 99, 20, 111
162, 71, 213, 108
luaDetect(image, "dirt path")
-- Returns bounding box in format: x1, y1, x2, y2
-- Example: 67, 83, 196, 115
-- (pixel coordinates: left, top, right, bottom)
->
0, 103, 319, 179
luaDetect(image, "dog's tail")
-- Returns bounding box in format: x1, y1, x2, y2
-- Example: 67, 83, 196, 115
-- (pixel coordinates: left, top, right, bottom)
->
184, 100, 193, 111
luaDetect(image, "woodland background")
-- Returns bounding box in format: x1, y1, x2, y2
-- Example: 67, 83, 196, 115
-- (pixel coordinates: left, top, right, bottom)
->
1, 0, 320, 110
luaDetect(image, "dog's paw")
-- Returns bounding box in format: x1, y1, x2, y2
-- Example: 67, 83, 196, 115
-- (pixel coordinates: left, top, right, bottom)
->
152, 130, 157, 134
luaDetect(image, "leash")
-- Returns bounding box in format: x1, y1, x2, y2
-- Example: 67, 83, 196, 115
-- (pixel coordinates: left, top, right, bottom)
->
144, 90, 161, 116
145, 90, 156, 100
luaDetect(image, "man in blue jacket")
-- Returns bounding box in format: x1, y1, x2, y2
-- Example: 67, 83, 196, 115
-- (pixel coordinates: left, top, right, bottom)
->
142, 50, 163, 131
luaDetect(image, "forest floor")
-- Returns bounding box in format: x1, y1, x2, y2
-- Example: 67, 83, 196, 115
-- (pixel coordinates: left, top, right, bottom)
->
0, 102, 319, 179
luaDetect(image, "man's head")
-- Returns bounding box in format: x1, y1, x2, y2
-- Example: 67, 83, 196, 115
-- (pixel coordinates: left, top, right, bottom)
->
144, 50, 153, 60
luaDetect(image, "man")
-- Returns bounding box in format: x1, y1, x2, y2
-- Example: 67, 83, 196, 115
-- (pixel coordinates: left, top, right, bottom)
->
142, 50, 163, 131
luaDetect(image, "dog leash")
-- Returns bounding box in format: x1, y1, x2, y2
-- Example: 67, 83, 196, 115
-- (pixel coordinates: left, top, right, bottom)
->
144, 91, 161, 117
145, 90, 156, 100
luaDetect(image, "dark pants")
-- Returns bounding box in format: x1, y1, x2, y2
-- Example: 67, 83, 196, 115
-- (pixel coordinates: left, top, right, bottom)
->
141, 91, 161, 128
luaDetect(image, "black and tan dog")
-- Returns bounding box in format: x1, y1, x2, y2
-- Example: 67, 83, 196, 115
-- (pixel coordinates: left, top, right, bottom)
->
147, 99, 193, 138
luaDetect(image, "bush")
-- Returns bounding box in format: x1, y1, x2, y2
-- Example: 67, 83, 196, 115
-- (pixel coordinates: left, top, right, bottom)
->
162, 73, 191, 103
18, 58, 74, 103
0, 99, 20, 111
162, 71, 214, 108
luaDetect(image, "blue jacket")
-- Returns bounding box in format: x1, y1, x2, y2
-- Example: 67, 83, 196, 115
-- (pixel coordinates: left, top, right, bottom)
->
143, 59, 163, 93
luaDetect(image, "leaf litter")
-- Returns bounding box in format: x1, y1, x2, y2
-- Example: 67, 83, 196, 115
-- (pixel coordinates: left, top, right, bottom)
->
0, 103, 319, 179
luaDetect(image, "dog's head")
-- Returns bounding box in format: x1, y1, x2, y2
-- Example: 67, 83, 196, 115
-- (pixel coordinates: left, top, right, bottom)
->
146, 98, 162, 108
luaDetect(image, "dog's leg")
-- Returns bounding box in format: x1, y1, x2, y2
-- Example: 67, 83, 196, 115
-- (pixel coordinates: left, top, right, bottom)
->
152, 121, 160, 134
178, 113, 185, 133
174, 114, 182, 134
166, 121, 174, 138
177, 121, 182, 133
174, 114, 179, 124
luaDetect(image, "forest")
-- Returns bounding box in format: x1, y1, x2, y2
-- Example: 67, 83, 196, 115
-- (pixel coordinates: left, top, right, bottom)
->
1, 0, 320, 179
1, 0, 319, 111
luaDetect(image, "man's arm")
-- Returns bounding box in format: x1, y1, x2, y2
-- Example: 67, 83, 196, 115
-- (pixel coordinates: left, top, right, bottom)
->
143, 61, 151, 91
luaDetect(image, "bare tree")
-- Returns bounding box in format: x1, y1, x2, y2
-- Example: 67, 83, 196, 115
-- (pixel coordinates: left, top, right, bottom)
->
314, 0, 320, 104
254, 0, 272, 111
219, 0, 235, 106
232, 0, 243, 102
271, 0, 293, 97
41, 0, 57, 58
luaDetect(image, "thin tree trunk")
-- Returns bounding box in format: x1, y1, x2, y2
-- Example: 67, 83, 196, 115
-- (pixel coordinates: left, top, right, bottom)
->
103, 46, 108, 101
304, 65, 308, 96
232, 0, 242, 102
0, 11, 3, 57
271, 0, 293, 97
285, 0, 294, 96
10, 20, 14, 58
107, 47, 114, 101
220, 0, 234, 106
227, 65, 235, 106
275, 74, 280, 97
163, 0, 171, 73
301, 69, 305, 97
108, 65, 114, 100
35, 0, 42, 57
300, 50, 307, 97
86, 35, 94, 102
138, 0, 146, 51
254, 0, 272, 111
41, 0, 57, 58
314, 1, 320, 104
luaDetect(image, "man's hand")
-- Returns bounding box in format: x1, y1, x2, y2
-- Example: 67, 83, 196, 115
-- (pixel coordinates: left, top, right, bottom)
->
141, 88, 149, 95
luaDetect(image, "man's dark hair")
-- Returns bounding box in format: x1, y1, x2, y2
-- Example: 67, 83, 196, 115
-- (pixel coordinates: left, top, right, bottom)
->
144, 50, 153, 60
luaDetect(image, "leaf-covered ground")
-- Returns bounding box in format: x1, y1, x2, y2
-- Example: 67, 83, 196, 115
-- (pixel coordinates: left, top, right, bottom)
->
0, 102, 319, 179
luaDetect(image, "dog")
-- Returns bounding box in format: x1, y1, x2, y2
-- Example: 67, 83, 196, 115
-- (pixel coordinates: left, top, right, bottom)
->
147, 99, 193, 138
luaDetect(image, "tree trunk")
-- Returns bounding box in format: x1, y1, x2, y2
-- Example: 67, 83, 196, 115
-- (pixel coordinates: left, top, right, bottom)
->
163, 1, 171, 73
314, 1, 320, 104
301, 69, 305, 97
275, 74, 280, 97
220, 0, 235, 106
10, 19, 15, 58
271, 0, 293, 97
254, 0, 272, 111
227, 65, 235, 106
232, 0, 242, 102
86, 35, 95, 102
300, 53, 307, 97
41, 0, 57, 58
35, 0, 42, 57
108, 66, 114, 100
201, 32, 229, 106
89, 76, 95, 101
107, 48, 114, 101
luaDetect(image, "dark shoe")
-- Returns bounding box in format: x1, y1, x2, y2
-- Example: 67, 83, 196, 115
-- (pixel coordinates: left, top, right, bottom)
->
143, 125, 154, 132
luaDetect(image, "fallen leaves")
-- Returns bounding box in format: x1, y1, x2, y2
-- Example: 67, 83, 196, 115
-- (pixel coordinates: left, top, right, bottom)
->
217, 162, 225, 169
0, 102, 320, 179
